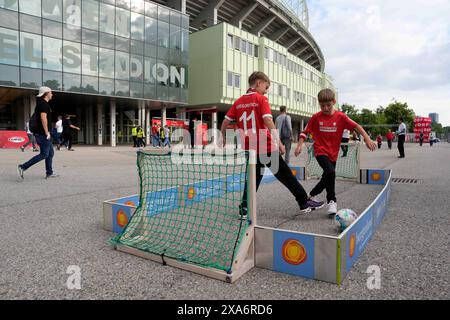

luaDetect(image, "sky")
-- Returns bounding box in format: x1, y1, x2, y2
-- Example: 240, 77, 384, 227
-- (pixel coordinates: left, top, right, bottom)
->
307, 0, 450, 126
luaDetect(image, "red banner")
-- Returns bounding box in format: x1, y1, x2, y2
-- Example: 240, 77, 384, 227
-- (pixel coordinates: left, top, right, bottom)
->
414, 117, 431, 143
151, 119, 209, 145
151, 118, 187, 128
0, 131, 29, 149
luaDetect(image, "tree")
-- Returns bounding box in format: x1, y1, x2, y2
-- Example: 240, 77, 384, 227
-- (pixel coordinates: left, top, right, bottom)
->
384, 100, 415, 130
431, 123, 443, 135
340, 103, 360, 122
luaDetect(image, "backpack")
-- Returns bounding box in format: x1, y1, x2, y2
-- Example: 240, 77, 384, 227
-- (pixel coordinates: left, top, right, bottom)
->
280, 115, 291, 140
28, 112, 39, 134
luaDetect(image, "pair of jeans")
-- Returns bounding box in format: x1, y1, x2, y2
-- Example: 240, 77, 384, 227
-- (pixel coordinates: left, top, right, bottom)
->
152, 135, 159, 147
281, 138, 292, 164
163, 137, 171, 147
310, 155, 337, 203
398, 135, 405, 157
60, 133, 72, 150
21, 134, 54, 176
241, 152, 308, 210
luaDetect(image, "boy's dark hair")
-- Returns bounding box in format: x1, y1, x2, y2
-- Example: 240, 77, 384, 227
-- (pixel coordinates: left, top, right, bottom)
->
399, 117, 404, 122
248, 71, 270, 86
280, 106, 287, 113
318, 88, 336, 103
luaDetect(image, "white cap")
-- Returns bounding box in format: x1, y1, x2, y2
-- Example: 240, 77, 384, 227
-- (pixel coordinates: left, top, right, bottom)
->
36, 86, 52, 98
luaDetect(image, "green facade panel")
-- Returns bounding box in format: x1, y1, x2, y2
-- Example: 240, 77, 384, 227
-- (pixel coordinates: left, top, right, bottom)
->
189, 22, 334, 117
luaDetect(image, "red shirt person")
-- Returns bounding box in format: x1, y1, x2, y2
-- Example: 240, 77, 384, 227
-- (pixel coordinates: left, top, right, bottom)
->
224, 88, 277, 155
294, 89, 376, 216
385, 130, 394, 150
300, 111, 358, 162
220, 71, 324, 217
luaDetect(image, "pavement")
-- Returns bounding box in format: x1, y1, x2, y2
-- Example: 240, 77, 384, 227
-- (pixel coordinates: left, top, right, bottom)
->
0, 141, 449, 300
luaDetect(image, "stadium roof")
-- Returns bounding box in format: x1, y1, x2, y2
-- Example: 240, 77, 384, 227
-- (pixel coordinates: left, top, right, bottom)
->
154, 0, 325, 71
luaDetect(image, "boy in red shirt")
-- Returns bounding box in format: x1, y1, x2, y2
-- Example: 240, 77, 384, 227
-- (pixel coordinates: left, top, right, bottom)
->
294, 89, 377, 216
221, 72, 324, 218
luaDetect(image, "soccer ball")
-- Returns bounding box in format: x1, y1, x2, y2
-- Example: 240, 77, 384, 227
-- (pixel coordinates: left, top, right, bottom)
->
335, 209, 358, 231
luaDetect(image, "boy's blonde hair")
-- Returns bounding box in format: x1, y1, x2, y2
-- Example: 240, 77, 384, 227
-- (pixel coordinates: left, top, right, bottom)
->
318, 88, 336, 103
248, 71, 271, 86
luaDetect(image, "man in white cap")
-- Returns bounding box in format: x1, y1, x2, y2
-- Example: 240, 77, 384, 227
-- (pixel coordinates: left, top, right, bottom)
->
17, 86, 58, 180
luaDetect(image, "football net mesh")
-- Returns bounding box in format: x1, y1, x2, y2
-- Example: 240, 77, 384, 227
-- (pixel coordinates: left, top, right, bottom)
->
306, 143, 360, 180
112, 150, 250, 273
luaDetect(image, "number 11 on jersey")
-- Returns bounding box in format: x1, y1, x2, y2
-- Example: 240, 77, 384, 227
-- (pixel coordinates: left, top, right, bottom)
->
239, 111, 256, 134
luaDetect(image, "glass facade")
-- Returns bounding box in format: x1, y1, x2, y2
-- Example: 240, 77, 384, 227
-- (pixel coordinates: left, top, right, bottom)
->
0, 0, 189, 102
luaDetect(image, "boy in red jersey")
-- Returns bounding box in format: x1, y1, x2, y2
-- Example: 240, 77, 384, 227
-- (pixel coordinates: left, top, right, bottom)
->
220, 72, 324, 218
294, 89, 377, 217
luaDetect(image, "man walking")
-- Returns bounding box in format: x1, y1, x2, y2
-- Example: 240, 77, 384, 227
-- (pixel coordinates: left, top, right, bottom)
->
58, 114, 80, 151
17, 87, 58, 179
275, 106, 293, 164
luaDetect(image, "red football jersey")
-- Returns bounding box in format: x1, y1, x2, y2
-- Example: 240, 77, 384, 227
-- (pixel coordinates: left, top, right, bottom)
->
300, 111, 357, 162
225, 90, 276, 154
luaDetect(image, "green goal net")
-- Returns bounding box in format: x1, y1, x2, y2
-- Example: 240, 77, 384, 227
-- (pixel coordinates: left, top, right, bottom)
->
111, 150, 250, 273
306, 143, 360, 180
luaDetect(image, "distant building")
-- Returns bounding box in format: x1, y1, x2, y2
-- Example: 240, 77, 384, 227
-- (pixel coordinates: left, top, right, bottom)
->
429, 113, 439, 124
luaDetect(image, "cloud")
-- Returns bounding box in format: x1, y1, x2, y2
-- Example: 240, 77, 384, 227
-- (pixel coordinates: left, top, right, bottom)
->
309, 0, 450, 126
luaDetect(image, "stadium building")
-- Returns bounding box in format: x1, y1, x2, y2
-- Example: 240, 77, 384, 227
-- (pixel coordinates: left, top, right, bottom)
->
0, 0, 334, 146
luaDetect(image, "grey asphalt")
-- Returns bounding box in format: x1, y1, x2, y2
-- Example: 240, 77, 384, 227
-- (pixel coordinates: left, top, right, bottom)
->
0, 141, 449, 300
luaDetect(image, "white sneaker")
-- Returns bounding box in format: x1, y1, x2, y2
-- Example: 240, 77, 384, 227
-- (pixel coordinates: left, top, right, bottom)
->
328, 201, 337, 217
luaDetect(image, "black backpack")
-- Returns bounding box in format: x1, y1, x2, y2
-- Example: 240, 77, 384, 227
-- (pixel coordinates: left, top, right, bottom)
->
28, 112, 39, 134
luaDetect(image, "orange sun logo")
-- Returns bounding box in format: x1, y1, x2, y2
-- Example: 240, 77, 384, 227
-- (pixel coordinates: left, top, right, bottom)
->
187, 187, 196, 200
349, 234, 356, 258
116, 210, 128, 228
371, 172, 382, 181
282, 239, 307, 265
125, 200, 136, 207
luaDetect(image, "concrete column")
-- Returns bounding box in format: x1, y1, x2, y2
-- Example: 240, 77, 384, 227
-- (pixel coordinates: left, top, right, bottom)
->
212, 112, 218, 145
76, 106, 83, 143
162, 107, 167, 127
145, 104, 151, 146
29, 94, 36, 118
110, 99, 116, 147
301, 118, 305, 132
16, 97, 26, 130
97, 103, 103, 146
18, 94, 36, 130
138, 101, 143, 128
141, 101, 146, 128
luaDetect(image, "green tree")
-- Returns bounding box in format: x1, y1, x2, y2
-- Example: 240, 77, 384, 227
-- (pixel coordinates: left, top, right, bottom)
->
384, 100, 415, 130
431, 123, 443, 135
340, 103, 360, 123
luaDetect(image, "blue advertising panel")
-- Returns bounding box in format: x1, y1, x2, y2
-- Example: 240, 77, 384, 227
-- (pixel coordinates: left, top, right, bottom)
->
114, 195, 140, 207
273, 231, 315, 279
373, 187, 388, 228
288, 166, 305, 181
346, 208, 374, 272
145, 187, 179, 216
226, 173, 246, 193
112, 204, 132, 234
367, 170, 385, 185
184, 178, 225, 206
